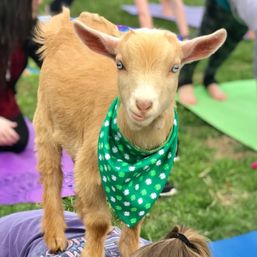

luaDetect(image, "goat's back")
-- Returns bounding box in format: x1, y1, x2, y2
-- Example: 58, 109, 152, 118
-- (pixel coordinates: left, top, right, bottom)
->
35, 10, 119, 155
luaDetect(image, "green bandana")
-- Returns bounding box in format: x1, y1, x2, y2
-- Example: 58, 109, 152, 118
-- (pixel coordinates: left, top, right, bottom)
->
98, 98, 178, 227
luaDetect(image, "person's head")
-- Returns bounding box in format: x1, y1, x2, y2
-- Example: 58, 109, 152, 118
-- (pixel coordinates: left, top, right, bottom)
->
131, 225, 211, 257
0, 0, 34, 51
0, 0, 41, 89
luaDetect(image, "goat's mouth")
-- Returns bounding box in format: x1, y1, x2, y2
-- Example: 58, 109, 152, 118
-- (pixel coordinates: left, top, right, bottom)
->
130, 110, 145, 122
127, 109, 156, 129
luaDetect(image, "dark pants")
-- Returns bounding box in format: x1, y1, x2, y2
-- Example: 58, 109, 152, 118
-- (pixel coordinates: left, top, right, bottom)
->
178, 0, 248, 88
49, 0, 74, 14
0, 113, 29, 153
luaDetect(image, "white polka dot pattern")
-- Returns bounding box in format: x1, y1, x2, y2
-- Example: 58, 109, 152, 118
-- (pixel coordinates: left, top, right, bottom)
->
98, 98, 178, 227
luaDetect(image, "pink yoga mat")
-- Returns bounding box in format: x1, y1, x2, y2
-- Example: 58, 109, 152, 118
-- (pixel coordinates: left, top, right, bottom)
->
0, 120, 74, 205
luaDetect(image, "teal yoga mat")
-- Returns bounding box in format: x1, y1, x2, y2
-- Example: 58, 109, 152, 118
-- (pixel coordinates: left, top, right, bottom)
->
177, 80, 257, 151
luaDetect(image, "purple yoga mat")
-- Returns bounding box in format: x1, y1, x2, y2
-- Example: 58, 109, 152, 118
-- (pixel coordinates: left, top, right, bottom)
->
0, 120, 74, 205
122, 3, 204, 28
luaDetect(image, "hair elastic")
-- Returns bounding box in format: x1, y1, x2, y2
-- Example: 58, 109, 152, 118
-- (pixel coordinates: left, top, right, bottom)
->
169, 232, 199, 253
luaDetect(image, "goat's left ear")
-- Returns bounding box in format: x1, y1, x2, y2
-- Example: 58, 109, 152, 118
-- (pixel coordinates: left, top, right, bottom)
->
73, 20, 120, 58
180, 29, 227, 64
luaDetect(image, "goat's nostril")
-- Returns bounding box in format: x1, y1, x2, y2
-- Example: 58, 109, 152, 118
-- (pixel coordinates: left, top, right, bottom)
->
136, 100, 153, 112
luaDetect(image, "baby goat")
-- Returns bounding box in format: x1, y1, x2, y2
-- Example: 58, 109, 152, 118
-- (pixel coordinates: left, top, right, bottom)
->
34, 9, 226, 257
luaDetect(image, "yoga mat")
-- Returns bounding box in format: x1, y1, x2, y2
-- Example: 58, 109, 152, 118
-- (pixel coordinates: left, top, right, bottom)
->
122, 4, 252, 40
210, 230, 257, 257
177, 80, 257, 151
122, 3, 204, 28
0, 120, 74, 205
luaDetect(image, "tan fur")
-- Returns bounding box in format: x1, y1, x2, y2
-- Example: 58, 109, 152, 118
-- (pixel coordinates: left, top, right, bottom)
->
34, 9, 226, 257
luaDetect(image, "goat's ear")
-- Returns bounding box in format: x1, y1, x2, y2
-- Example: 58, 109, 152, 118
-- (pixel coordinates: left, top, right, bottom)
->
73, 20, 120, 58
180, 29, 227, 64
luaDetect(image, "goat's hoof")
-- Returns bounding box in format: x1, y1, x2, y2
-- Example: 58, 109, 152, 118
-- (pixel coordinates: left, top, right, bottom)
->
44, 232, 68, 253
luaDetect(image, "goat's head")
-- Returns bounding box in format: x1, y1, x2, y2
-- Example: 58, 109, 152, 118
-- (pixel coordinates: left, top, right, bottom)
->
74, 20, 226, 129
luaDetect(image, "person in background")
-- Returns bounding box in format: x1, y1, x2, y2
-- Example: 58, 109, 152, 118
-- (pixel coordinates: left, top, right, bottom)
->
0, 0, 42, 153
177, 0, 250, 105
48, 0, 74, 15
228, 0, 257, 170
0, 209, 211, 257
135, 0, 189, 39
229, 0, 257, 78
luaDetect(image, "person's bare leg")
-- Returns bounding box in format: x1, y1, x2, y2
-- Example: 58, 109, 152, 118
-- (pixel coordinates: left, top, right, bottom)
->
161, 0, 174, 17
170, 0, 189, 39
207, 83, 227, 101
178, 84, 197, 105
135, 0, 153, 28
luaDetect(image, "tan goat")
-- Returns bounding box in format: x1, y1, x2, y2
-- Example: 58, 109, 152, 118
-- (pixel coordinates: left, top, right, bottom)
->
34, 9, 226, 257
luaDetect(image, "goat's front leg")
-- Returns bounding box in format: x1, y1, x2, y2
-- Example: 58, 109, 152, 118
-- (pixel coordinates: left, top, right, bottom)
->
75, 151, 112, 257
35, 127, 67, 252
119, 220, 143, 257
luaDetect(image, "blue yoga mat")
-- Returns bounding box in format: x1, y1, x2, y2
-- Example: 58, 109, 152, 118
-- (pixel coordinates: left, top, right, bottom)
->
210, 230, 257, 257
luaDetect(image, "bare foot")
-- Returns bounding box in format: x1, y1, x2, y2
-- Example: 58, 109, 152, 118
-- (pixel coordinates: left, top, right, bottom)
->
247, 30, 255, 40
178, 84, 197, 105
207, 83, 227, 101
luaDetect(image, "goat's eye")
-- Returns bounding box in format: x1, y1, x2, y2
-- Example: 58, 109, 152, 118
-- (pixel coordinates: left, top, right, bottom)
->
116, 60, 125, 70
171, 64, 180, 73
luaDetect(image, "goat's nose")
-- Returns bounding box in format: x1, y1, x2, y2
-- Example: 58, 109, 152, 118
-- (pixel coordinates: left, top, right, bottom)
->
136, 100, 153, 112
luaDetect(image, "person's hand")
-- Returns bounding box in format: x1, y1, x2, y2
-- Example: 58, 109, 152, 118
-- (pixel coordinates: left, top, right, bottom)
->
0, 117, 19, 146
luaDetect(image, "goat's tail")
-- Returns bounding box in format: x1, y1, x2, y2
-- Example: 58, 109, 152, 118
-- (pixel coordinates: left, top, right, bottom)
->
34, 7, 71, 60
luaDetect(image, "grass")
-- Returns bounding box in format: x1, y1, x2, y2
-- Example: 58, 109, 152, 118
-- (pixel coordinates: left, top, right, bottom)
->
1, 0, 257, 243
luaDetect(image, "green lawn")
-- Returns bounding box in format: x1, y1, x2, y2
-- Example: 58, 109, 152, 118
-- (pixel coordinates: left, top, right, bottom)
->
1, 0, 257, 243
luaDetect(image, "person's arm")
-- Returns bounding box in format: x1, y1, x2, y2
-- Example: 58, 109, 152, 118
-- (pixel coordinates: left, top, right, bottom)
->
0, 116, 19, 146
230, 0, 257, 32
170, 0, 189, 39
135, 0, 153, 28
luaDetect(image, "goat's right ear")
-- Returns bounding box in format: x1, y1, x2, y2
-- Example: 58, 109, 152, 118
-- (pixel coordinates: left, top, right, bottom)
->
180, 29, 227, 64
73, 20, 120, 58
